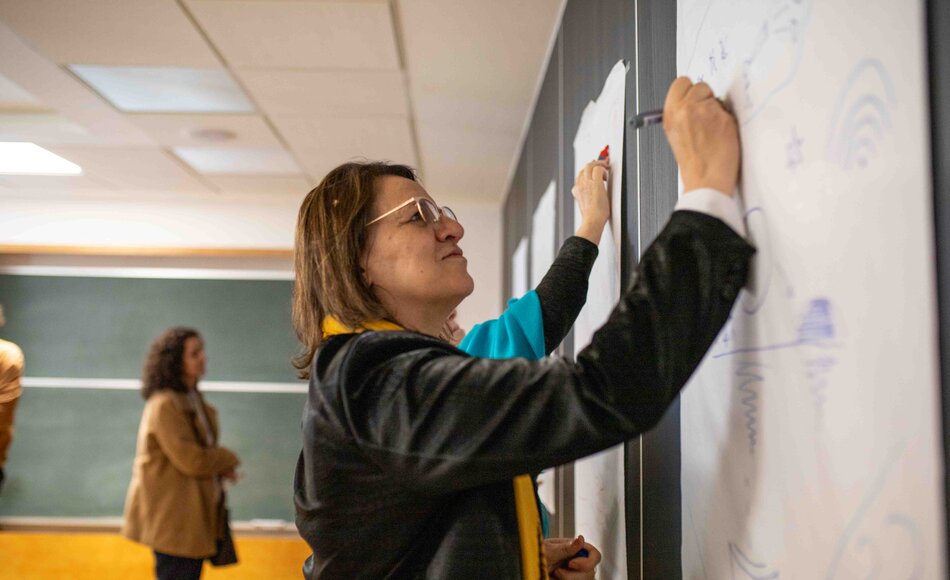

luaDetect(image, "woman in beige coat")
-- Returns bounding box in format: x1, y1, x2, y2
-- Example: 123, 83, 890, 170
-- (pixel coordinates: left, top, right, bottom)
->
122, 327, 240, 580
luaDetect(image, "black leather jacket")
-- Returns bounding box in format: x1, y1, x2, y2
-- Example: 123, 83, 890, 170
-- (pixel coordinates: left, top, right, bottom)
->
294, 210, 754, 578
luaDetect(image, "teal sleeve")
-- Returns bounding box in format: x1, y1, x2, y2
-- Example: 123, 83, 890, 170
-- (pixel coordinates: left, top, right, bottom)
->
457, 290, 545, 361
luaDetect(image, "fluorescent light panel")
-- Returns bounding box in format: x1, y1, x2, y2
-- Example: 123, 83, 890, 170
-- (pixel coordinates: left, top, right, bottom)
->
0, 142, 81, 175
70, 66, 254, 113
174, 147, 300, 175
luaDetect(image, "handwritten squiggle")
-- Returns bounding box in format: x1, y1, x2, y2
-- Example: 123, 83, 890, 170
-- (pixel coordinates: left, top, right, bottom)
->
736, 361, 765, 453
729, 542, 780, 579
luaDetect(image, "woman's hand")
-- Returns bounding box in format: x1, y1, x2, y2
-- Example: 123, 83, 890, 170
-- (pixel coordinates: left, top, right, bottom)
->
663, 76, 740, 196
543, 535, 602, 579
572, 158, 611, 245
441, 309, 466, 346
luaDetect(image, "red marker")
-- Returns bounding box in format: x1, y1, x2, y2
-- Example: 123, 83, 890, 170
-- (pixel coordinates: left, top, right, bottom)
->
598, 145, 609, 160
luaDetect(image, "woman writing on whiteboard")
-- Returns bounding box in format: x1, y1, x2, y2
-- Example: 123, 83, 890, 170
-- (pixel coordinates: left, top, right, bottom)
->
292, 77, 752, 579
122, 327, 241, 580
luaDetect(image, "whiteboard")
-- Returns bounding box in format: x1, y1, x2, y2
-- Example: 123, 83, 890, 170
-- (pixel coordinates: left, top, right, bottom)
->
572, 59, 626, 580
531, 180, 557, 288
677, 0, 946, 578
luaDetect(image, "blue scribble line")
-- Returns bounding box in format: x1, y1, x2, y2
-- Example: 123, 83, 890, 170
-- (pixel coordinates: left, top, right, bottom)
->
825, 443, 904, 580
825, 59, 897, 169
736, 362, 765, 453
798, 298, 835, 341
715, 298, 837, 358
885, 514, 924, 579
729, 542, 779, 579
740, 0, 814, 126
713, 338, 838, 359
806, 356, 836, 417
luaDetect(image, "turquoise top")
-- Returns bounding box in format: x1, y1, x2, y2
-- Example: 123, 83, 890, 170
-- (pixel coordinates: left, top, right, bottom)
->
457, 289, 551, 537
457, 290, 545, 360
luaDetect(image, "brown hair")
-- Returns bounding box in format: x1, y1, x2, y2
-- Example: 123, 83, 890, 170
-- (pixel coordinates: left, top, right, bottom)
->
292, 161, 417, 378
141, 327, 200, 399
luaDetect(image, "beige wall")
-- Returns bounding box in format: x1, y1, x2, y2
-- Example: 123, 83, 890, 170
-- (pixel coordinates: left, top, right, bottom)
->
0, 193, 502, 332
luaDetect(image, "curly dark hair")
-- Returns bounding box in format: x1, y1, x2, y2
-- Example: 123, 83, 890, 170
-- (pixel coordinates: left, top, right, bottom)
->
141, 327, 200, 400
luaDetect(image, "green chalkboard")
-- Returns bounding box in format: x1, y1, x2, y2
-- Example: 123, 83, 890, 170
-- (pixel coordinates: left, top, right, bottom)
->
0, 274, 306, 523
0, 275, 299, 381
0, 386, 305, 521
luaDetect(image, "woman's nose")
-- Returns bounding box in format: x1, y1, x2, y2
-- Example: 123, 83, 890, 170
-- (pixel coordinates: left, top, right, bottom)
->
435, 215, 464, 241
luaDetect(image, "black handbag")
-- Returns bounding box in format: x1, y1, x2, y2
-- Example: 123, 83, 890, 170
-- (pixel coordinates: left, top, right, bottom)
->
210, 493, 238, 566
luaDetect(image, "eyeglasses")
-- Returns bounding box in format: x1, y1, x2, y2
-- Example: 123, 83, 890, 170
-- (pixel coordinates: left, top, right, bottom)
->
366, 197, 458, 227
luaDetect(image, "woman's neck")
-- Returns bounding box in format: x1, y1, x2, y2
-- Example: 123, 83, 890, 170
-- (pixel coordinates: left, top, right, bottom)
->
386, 300, 453, 339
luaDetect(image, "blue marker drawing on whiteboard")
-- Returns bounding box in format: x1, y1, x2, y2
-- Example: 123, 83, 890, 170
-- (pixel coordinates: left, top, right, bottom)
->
736, 361, 765, 453
806, 356, 836, 418
826, 444, 924, 580
825, 59, 896, 170
736, 0, 813, 124
797, 298, 835, 343
729, 542, 779, 579
786, 126, 804, 170
715, 297, 838, 359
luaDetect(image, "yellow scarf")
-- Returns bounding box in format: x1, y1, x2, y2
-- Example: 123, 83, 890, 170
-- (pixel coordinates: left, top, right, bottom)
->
321, 316, 546, 579
321, 316, 403, 340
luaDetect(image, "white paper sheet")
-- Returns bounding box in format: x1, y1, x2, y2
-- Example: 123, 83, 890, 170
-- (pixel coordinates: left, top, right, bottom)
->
531, 180, 557, 288
677, 0, 946, 577
511, 236, 528, 300
571, 59, 627, 580
531, 179, 559, 516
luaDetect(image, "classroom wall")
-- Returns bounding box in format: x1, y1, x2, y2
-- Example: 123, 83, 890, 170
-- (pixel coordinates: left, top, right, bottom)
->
0, 194, 502, 328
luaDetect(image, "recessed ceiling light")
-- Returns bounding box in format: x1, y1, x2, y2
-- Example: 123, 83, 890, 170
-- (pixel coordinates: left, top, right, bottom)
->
69, 66, 254, 113
187, 128, 237, 142
0, 142, 81, 175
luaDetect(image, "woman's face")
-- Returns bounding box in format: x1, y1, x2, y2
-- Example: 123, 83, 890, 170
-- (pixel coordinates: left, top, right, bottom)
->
181, 336, 206, 387
362, 176, 474, 325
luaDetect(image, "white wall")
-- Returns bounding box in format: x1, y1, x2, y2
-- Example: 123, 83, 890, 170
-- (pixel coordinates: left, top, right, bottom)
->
0, 192, 502, 331
451, 200, 502, 332
0, 191, 300, 250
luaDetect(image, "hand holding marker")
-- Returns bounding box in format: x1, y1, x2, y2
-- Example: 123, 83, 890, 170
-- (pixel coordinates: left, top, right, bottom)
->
631, 108, 664, 129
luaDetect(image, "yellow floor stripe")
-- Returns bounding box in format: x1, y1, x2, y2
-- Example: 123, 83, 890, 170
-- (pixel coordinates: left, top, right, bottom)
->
0, 532, 311, 580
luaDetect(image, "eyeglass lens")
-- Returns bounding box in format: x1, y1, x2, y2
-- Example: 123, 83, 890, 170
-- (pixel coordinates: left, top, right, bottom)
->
417, 199, 457, 224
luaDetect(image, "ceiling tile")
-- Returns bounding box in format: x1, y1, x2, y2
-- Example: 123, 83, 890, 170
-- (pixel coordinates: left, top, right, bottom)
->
70, 66, 254, 113
186, 0, 399, 70
397, 0, 563, 202
0, 23, 155, 146
0, 73, 43, 111
47, 147, 214, 193
205, 175, 311, 196
174, 147, 302, 175
0, 0, 220, 66
271, 116, 416, 178
0, 113, 91, 144
238, 69, 408, 118
128, 114, 283, 148
415, 122, 516, 201
0, 173, 115, 193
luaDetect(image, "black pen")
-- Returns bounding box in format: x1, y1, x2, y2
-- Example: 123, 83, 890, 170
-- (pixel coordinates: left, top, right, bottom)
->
630, 108, 663, 129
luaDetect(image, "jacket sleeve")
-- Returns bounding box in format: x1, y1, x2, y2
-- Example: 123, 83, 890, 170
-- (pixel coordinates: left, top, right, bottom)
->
534, 235, 599, 354
337, 211, 754, 492
149, 397, 240, 478
457, 291, 546, 360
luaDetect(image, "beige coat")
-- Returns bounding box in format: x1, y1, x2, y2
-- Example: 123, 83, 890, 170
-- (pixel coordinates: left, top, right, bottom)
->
122, 390, 240, 558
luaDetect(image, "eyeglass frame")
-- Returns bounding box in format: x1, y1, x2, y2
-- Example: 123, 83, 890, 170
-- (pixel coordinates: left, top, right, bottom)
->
365, 196, 458, 227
